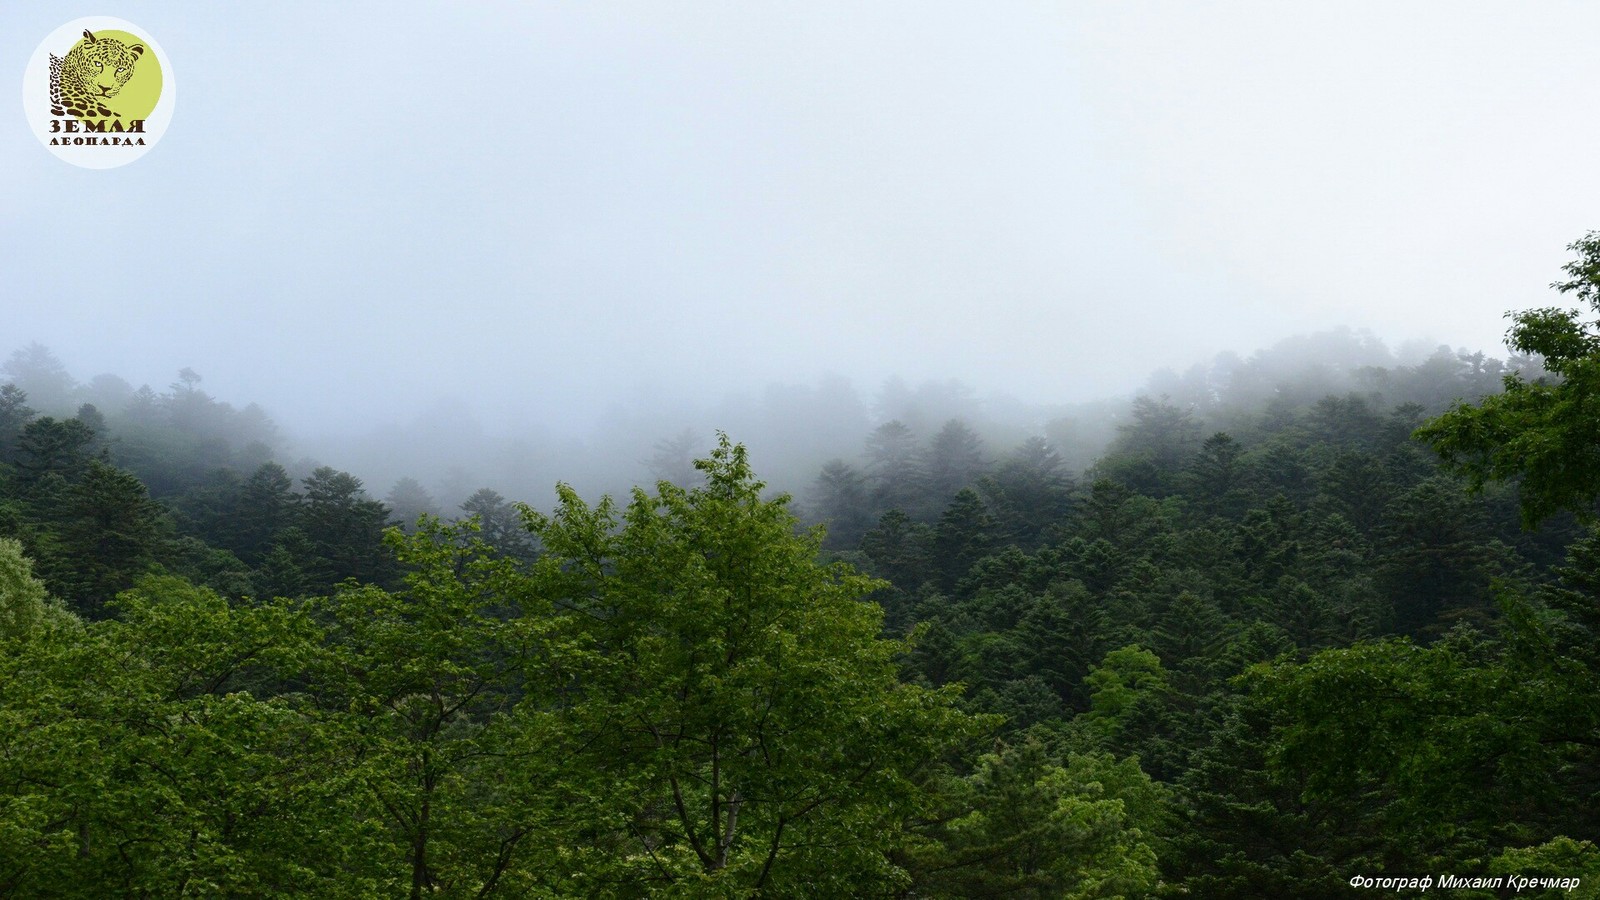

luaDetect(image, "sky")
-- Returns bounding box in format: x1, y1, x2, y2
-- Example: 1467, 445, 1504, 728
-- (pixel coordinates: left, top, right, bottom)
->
3, 1, 1598, 445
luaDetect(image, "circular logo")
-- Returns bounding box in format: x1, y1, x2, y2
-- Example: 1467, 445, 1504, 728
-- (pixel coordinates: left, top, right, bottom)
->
21, 17, 175, 169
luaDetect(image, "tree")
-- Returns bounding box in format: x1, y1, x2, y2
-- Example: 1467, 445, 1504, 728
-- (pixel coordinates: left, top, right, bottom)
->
932, 488, 995, 594
13, 416, 96, 484
1418, 232, 1600, 526
0, 573, 359, 896
1252, 632, 1586, 873
861, 508, 935, 591
1102, 395, 1201, 495
298, 467, 394, 589
226, 462, 300, 565
1307, 394, 1383, 450
305, 521, 569, 897
1, 343, 75, 414
1374, 476, 1500, 635
1084, 646, 1170, 738
921, 419, 986, 503
903, 739, 1167, 899
0, 384, 35, 466
73, 403, 107, 454
1151, 591, 1229, 691
48, 460, 172, 615
0, 538, 63, 641
521, 435, 981, 894
809, 458, 874, 550
1172, 690, 1352, 899
458, 487, 535, 561
1188, 431, 1246, 518
865, 420, 921, 513
1314, 450, 1395, 534
979, 436, 1074, 547
1015, 581, 1106, 711
386, 476, 441, 532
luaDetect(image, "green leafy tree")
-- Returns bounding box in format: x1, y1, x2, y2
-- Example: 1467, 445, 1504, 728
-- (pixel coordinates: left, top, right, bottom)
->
1489, 838, 1600, 900
904, 739, 1167, 899
522, 436, 982, 895
1084, 645, 1170, 737
1418, 232, 1600, 526
0, 574, 359, 896
306, 521, 571, 897
1253, 627, 1594, 874
0, 537, 64, 641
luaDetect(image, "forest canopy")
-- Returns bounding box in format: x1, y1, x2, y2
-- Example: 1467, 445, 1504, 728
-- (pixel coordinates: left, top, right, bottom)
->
4, 236, 1600, 895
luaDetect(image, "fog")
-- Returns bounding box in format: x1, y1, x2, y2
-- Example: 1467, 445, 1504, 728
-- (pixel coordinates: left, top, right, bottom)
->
5, 2, 1598, 504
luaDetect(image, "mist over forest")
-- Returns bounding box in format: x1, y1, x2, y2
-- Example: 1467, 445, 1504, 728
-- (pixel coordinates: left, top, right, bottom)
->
0, 327, 1496, 516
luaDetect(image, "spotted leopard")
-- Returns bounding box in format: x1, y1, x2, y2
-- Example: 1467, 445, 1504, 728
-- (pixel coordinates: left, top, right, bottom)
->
49, 29, 144, 119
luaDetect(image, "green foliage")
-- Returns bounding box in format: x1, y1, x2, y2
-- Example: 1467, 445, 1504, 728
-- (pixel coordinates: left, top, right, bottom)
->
1418, 232, 1600, 526
0, 574, 358, 896
298, 466, 395, 590
810, 458, 873, 549
921, 418, 986, 503
1490, 838, 1600, 900
0, 537, 63, 640
305, 520, 570, 896
1085, 646, 1170, 735
0, 385, 35, 466
904, 739, 1167, 898
457, 487, 535, 561
521, 435, 985, 895
1252, 621, 1597, 870
980, 435, 1075, 547
51, 460, 173, 613
7, 255, 1600, 897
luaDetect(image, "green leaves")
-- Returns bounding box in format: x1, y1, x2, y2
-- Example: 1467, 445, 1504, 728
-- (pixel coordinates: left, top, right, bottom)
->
1251, 615, 1599, 870
1418, 232, 1600, 526
904, 739, 1167, 899
0, 570, 366, 896
521, 435, 984, 895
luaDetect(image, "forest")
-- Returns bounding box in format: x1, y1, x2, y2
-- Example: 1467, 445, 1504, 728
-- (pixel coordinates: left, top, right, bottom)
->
4, 237, 1600, 898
